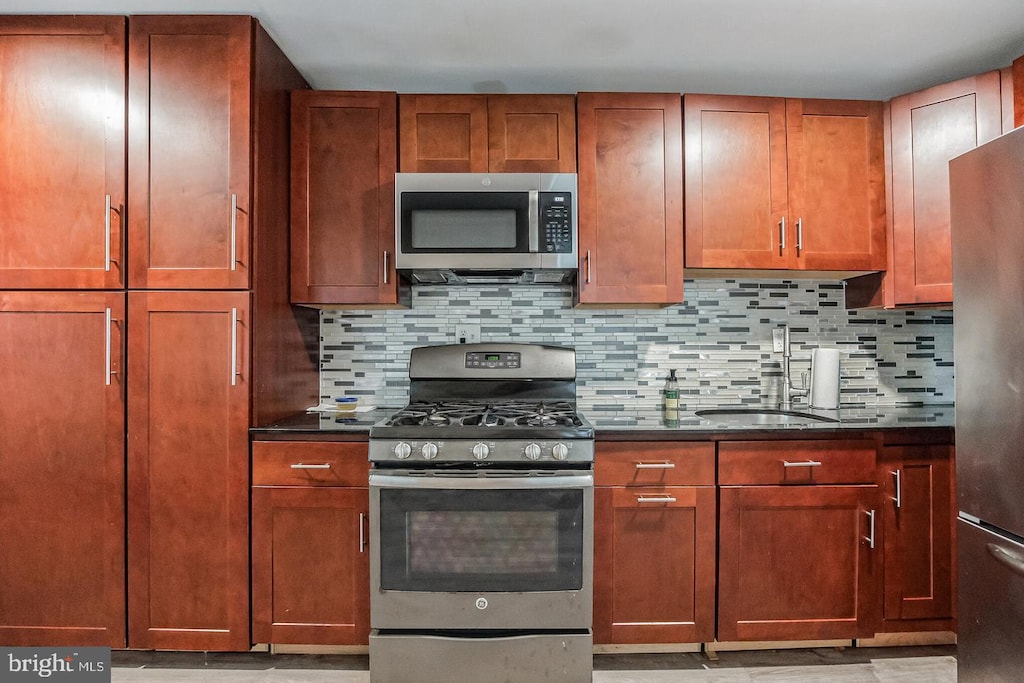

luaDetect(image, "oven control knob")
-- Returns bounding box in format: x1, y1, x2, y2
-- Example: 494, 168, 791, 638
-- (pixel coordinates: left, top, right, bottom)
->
393, 442, 412, 459
472, 443, 490, 460
421, 442, 439, 460
551, 443, 569, 461
524, 443, 542, 460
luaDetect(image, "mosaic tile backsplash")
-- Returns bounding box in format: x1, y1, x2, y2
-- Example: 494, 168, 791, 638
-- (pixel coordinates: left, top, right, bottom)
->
320, 279, 953, 413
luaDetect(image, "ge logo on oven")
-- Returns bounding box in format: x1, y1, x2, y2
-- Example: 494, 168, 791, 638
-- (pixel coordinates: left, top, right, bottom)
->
475, 598, 488, 610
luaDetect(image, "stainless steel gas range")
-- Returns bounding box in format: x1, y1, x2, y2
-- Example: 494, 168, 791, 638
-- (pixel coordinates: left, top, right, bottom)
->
368, 343, 594, 683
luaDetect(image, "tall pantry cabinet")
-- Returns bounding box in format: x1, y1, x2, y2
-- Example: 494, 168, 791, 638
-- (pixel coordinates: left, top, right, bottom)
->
0, 15, 317, 651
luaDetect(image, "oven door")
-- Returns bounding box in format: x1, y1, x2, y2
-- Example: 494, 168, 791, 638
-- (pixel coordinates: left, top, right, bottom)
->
369, 470, 593, 630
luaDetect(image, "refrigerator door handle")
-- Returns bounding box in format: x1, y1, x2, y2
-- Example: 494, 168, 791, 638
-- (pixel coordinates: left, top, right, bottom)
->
987, 542, 1024, 577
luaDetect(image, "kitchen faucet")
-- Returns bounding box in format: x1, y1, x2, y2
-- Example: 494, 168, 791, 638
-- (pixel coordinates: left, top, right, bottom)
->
777, 324, 808, 410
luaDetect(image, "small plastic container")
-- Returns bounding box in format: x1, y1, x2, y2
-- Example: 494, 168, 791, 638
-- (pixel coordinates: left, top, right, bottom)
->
334, 397, 359, 412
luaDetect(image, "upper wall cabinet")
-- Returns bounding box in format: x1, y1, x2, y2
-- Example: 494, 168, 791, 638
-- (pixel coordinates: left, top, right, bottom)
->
399, 94, 576, 172
128, 16, 253, 289
0, 16, 126, 289
684, 95, 886, 272
290, 90, 403, 306
887, 72, 1003, 305
576, 92, 683, 305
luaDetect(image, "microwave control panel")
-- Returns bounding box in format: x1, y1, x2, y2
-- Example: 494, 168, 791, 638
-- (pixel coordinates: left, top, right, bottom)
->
540, 192, 574, 253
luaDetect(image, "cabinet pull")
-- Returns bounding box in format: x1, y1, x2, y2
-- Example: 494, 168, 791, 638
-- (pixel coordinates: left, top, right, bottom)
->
635, 462, 676, 469
104, 195, 112, 272
105, 307, 113, 386
585, 250, 592, 284
988, 543, 1024, 577
230, 307, 240, 386
290, 463, 332, 469
783, 460, 822, 468
382, 251, 389, 285
359, 512, 366, 553
796, 217, 803, 253
230, 193, 238, 271
636, 495, 677, 504
892, 469, 902, 509
779, 216, 786, 253
864, 509, 876, 549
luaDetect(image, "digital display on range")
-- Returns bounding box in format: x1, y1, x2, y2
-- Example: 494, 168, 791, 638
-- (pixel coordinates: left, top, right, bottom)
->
465, 351, 521, 369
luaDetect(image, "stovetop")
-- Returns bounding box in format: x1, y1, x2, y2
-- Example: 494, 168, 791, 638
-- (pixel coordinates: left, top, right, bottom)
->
384, 400, 586, 429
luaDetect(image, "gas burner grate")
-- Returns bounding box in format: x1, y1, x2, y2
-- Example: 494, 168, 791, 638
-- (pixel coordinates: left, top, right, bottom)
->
384, 400, 584, 429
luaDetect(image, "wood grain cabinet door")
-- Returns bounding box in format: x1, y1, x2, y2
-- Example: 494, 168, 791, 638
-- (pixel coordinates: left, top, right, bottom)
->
593, 486, 716, 644
128, 16, 253, 289
684, 95, 789, 269
252, 486, 370, 645
487, 94, 577, 172
0, 292, 126, 647
0, 17, 126, 289
718, 485, 882, 642
786, 99, 886, 271
577, 92, 683, 304
127, 290, 251, 651
889, 71, 1002, 305
399, 94, 488, 172
290, 90, 399, 305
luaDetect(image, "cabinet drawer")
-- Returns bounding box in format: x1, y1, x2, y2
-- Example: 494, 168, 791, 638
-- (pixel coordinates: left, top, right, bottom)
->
719, 440, 877, 485
596, 442, 715, 486
252, 441, 369, 486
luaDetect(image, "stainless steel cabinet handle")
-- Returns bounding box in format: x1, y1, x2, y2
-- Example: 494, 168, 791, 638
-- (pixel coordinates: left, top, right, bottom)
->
105, 195, 112, 272
105, 307, 112, 386
359, 513, 366, 553
230, 193, 238, 271
636, 496, 677, 504
783, 460, 822, 468
779, 216, 786, 252
231, 307, 239, 386
635, 462, 676, 469
585, 250, 592, 284
892, 469, 902, 509
865, 509, 876, 549
382, 251, 389, 285
988, 543, 1024, 577
796, 217, 803, 253
290, 463, 332, 469
528, 190, 539, 252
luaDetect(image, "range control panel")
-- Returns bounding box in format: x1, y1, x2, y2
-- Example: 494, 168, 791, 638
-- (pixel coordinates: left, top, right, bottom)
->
465, 351, 522, 369
540, 192, 573, 253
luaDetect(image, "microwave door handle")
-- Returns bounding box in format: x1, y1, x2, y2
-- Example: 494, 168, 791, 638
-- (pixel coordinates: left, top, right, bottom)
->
528, 190, 539, 253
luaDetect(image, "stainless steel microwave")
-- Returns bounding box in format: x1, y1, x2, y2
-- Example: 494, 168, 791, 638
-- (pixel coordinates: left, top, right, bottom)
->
395, 172, 578, 285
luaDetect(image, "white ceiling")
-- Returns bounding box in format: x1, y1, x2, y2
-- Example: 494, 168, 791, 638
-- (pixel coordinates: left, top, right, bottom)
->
8, 0, 1024, 100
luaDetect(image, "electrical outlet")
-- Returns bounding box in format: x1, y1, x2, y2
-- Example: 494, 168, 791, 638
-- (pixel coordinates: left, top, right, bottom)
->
455, 324, 481, 344
772, 328, 786, 353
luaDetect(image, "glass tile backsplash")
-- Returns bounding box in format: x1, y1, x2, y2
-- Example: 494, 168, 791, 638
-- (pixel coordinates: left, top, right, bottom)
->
319, 279, 953, 413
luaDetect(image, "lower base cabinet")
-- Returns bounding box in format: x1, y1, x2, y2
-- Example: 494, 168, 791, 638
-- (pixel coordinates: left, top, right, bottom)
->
251, 441, 370, 645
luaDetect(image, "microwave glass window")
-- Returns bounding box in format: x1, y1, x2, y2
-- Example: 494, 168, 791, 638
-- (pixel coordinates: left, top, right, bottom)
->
410, 210, 517, 249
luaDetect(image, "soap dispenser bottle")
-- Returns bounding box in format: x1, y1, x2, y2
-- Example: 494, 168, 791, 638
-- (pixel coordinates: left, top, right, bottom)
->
664, 369, 679, 411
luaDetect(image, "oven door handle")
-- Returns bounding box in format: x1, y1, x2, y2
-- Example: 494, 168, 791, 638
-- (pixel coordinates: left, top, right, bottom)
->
369, 472, 594, 490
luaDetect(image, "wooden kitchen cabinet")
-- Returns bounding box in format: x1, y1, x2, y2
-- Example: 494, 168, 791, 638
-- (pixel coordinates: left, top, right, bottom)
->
576, 93, 684, 304
593, 442, 716, 644
290, 90, 403, 305
0, 292, 125, 647
684, 95, 885, 272
399, 94, 576, 172
127, 291, 252, 651
0, 16, 126, 289
879, 443, 955, 631
717, 440, 882, 641
251, 441, 370, 645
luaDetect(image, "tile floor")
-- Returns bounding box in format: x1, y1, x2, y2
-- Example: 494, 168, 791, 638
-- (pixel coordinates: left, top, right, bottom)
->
112, 646, 957, 682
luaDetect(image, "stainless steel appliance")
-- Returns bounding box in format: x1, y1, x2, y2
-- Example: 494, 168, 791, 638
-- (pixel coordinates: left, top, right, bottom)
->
395, 172, 578, 285
950, 124, 1024, 681
368, 343, 594, 683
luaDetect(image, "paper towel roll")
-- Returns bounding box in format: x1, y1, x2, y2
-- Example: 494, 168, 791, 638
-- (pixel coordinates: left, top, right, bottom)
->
809, 348, 841, 409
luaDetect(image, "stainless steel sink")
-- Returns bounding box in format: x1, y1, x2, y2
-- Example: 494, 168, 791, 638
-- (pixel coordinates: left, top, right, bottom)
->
693, 407, 840, 425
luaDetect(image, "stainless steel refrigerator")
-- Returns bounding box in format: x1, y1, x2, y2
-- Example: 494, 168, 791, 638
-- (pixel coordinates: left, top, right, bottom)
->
951, 123, 1024, 681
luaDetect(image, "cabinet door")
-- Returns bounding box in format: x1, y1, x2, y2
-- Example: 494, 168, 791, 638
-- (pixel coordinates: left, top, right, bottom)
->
881, 445, 955, 627
128, 16, 252, 289
0, 17, 125, 289
127, 290, 251, 651
718, 485, 881, 641
290, 90, 399, 304
889, 72, 1002, 304
399, 94, 488, 172
0, 292, 125, 646
787, 99, 886, 271
594, 486, 715, 644
577, 93, 683, 304
487, 94, 577, 172
684, 95, 788, 269
252, 487, 370, 644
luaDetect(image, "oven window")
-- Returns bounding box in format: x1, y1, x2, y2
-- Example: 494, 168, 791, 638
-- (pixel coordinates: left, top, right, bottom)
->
378, 488, 584, 592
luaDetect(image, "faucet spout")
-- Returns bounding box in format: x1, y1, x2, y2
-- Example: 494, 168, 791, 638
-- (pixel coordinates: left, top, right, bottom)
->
778, 324, 808, 409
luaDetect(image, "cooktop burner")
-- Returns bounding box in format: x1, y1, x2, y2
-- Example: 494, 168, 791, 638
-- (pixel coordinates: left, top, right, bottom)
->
385, 401, 585, 429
